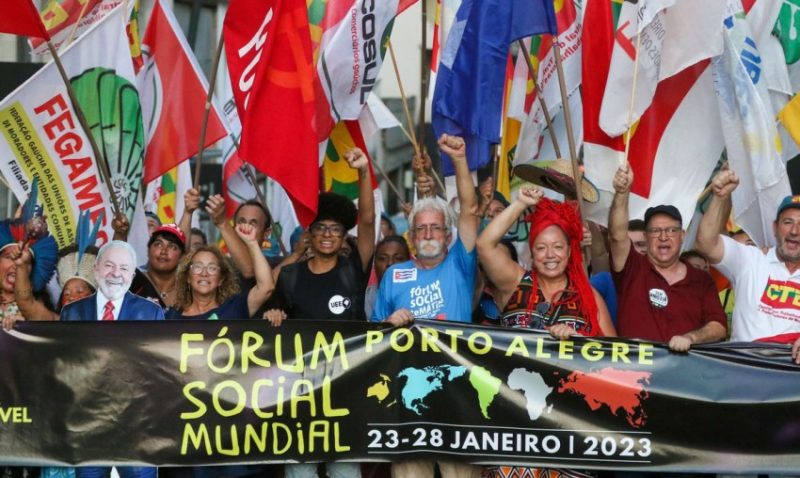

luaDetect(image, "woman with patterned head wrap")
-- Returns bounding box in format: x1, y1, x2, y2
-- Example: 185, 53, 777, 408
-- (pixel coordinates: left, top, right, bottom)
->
476, 184, 615, 339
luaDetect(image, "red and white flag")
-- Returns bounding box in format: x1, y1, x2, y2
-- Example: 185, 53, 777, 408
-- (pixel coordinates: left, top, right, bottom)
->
0, 0, 50, 39
313, 0, 417, 124
599, 0, 726, 137
138, 0, 228, 184
582, 0, 724, 225
508, 0, 582, 163
224, 0, 331, 226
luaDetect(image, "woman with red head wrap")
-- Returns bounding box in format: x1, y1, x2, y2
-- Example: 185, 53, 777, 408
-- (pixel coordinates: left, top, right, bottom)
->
476, 185, 615, 339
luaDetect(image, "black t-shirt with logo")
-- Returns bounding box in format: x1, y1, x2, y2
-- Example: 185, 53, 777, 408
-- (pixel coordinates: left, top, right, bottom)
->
272, 250, 367, 321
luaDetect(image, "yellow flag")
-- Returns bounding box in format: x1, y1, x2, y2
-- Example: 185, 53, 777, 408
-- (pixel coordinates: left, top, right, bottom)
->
779, 94, 800, 148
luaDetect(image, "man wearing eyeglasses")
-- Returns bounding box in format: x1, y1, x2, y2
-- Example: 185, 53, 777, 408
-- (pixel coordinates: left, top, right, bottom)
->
697, 169, 800, 347
608, 162, 726, 351
372, 134, 480, 327
265, 150, 375, 328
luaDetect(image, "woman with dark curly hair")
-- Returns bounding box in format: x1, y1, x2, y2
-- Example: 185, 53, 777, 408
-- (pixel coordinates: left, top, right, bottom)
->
166, 224, 274, 320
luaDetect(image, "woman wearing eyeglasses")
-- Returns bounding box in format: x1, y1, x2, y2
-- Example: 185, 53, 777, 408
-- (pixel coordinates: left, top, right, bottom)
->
165, 223, 274, 321
476, 184, 616, 339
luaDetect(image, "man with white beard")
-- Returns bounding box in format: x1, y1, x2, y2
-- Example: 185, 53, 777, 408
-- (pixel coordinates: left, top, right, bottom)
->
372, 134, 479, 326
60, 240, 165, 322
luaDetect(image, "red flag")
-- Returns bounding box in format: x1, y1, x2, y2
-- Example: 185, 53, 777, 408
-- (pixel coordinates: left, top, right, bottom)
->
224, 0, 332, 226
581, 0, 622, 151
0, 0, 50, 39
138, 0, 228, 184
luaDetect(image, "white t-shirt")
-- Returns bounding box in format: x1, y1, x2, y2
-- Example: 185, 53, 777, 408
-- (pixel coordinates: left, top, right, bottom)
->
716, 235, 800, 341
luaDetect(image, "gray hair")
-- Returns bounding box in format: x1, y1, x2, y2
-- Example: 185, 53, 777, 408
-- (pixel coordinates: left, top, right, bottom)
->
409, 197, 456, 234
96, 240, 137, 268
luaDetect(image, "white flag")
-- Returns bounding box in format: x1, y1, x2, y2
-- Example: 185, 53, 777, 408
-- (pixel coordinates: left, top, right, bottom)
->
713, 0, 790, 247
0, 5, 140, 248
600, 0, 726, 137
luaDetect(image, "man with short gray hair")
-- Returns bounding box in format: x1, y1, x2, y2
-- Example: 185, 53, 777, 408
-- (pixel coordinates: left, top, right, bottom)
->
60, 240, 164, 322
372, 134, 479, 326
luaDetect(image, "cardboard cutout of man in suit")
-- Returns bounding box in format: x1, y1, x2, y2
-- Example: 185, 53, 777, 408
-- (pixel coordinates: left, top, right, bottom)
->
61, 240, 164, 322
59, 240, 161, 478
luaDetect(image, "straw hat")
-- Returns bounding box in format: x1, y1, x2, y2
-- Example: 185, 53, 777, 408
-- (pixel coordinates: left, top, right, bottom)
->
513, 159, 599, 203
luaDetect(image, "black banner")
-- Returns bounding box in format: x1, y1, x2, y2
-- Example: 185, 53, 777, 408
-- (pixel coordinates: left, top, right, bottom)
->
1, 320, 800, 472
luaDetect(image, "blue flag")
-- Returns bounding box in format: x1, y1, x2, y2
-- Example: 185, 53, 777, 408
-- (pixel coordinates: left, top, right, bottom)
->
432, 0, 557, 175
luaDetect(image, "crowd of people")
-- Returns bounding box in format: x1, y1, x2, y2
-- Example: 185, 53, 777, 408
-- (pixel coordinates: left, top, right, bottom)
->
1, 134, 799, 478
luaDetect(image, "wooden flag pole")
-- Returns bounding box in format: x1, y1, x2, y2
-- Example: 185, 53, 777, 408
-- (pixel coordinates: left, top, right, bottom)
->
418, 0, 428, 152
193, 32, 225, 188
228, 133, 287, 254
60, 0, 93, 51
517, 39, 562, 159
45, 40, 122, 217
622, 31, 643, 167
367, 154, 410, 210
387, 39, 420, 154
552, 40, 590, 269
387, 39, 447, 194
552, 42, 583, 221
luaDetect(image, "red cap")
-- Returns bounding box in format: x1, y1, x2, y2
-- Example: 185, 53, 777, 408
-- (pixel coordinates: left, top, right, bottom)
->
153, 223, 186, 248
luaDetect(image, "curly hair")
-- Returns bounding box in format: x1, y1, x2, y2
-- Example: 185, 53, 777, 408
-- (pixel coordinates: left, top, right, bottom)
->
174, 245, 240, 311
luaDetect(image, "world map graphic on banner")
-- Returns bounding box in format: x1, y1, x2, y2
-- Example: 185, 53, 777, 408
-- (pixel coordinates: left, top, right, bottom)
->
369, 364, 651, 428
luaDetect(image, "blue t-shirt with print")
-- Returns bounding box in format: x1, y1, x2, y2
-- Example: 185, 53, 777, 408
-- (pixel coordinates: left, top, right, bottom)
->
371, 237, 476, 323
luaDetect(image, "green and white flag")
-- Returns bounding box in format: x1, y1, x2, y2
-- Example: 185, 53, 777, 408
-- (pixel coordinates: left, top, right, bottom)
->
0, 4, 144, 249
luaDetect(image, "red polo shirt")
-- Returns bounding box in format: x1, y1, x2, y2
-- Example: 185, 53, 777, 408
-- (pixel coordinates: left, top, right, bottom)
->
612, 246, 727, 342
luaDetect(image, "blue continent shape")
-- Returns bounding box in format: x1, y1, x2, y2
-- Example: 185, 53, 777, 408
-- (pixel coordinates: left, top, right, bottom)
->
398, 365, 467, 415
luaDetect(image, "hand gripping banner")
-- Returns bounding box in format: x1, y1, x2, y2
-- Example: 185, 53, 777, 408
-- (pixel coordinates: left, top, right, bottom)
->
0, 320, 798, 472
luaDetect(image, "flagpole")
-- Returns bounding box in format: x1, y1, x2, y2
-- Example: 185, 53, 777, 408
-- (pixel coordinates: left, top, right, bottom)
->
193, 31, 225, 188
387, 39, 446, 194
418, 0, 428, 153
552, 40, 590, 269
60, 0, 93, 51
552, 42, 583, 219
243, 165, 287, 256
366, 154, 410, 210
516, 39, 562, 159
623, 32, 643, 167
45, 40, 122, 217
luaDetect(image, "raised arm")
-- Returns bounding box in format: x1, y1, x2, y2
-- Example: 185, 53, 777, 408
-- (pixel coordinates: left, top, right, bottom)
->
206, 194, 255, 279
695, 169, 738, 265
345, 148, 376, 272
237, 223, 276, 316
608, 162, 634, 272
439, 134, 479, 251
179, 188, 201, 246
13, 243, 57, 322
476, 185, 541, 306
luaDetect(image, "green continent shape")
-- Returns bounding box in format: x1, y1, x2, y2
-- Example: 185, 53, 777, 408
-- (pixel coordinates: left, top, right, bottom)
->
468, 366, 501, 419
70, 67, 145, 219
